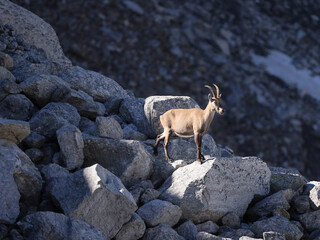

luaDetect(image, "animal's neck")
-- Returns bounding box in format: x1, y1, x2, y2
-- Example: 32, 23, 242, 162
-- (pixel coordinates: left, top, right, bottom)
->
204, 102, 216, 124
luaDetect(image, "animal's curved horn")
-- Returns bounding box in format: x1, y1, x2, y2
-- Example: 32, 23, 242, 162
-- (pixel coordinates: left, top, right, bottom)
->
205, 85, 216, 98
213, 84, 220, 98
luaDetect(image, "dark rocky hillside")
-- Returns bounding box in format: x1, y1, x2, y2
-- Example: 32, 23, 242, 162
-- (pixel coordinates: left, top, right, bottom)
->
12, 0, 320, 181
1, 1, 320, 239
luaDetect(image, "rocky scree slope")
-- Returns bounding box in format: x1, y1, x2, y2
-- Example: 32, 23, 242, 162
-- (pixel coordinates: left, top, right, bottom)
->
12, 0, 320, 181
0, 2, 320, 240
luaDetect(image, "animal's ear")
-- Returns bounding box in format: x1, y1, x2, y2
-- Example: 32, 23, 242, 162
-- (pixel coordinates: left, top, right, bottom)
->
208, 93, 213, 101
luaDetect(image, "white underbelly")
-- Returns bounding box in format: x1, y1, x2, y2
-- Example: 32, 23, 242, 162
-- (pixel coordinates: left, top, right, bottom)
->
174, 132, 194, 138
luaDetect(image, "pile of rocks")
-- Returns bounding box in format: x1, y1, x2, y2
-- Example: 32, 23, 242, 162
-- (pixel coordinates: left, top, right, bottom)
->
0, 1, 320, 240
12, 0, 320, 180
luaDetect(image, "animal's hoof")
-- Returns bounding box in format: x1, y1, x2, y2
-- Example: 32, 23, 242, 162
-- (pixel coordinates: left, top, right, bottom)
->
197, 159, 203, 164
153, 149, 158, 156
167, 159, 172, 163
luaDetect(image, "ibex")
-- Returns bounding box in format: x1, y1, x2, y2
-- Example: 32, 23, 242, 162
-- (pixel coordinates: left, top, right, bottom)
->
153, 84, 224, 163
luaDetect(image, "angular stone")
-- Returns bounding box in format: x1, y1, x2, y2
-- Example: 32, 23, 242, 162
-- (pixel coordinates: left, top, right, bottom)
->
304, 181, 320, 209
83, 136, 153, 187
17, 211, 107, 240
0, 139, 42, 214
143, 224, 184, 240
140, 188, 160, 204
176, 220, 198, 240
160, 157, 270, 223
196, 221, 219, 234
0, 66, 15, 81
0, 94, 34, 121
114, 213, 146, 240
299, 209, 320, 232
249, 216, 303, 240
79, 117, 99, 136
63, 89, 106, 119
25, 148, 44, 163
56, 125, 84, 170
20, 74, 71, 108
0, 142, 20, 224
58, 66, 129, 102
0, 78, 21, 101
221, 212, 241, 228
291, 195, 310, 214
42, 163, 137, 239
247, 189, 295, 221
144, 95, 200, 137
123, 124, 148, 141
0, 52, 13, 70
129, 180, 154, 204
137, 199, 182, 227
23, 131, 46, 148
119, 98, 152, 136
0, 0, 71, 67
0, 117, 30, 143
29, 102, 80, 138
269, 167, 307, 193
263, 232, 286, 240
96, 116, 123, 139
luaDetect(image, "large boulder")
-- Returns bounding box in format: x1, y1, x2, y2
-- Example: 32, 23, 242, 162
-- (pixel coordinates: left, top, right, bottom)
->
143, 224, 184, 240
144, 96, 200, 137
0, 94, 34, 121
56, 125, 84, 170
0, 139, 42, 223
249, 216, 303, 240
42, 163, 137, 239
83, 136, 153, 187
58, 66, 130, 102
18, 211, 107, 240
247, 189, 295, 221
29, 102, 80, 138
114, 213, 146, 240
269, 167, 307, 193
19, 74, 71, 108
137, 199, 182, 227
159, 157, 271, 223
0, 0, 71, 67
0, 117, 30, 143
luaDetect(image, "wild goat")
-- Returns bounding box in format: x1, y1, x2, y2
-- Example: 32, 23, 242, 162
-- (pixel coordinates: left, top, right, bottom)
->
153, 84, 224, 163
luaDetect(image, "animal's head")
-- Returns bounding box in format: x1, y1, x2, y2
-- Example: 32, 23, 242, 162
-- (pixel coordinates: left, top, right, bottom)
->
205, 84, 224, 115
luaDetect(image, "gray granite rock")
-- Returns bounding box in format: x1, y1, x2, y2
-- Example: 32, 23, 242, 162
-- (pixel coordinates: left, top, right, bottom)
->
137, 199, 182, 227
29, 102, 80, 138
0, 117, 30, 143
18, 211, 107, 240
83, 136, 153, 187
56, 125, 84, 170
160, 157, 270, 223
42, 163, 137, 239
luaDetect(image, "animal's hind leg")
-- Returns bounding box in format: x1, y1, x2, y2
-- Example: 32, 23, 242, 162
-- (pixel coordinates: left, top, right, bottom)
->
163, 128, 173, 163
154, 132, 165, 155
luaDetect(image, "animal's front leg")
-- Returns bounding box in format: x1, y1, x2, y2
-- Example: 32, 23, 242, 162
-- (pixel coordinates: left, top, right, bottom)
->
194, 133, 204, 164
